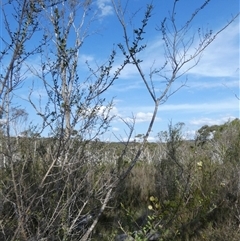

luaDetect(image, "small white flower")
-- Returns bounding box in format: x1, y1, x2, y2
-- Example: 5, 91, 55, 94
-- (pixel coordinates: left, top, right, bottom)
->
220, 181, 226, 187
197, 161, 203, 167
148, 205, 153, 210
149, 196, 155, 202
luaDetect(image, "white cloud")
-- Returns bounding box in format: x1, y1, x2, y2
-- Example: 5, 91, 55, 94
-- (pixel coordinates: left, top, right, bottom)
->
112, 80, 144, 92
160, 100, 238, 112
135, 112, 154, 123
187, 21, 239, 78
121, 135, 157, 142
115, 20, 239, 83
96, 0, 114, 17
79, 54, 95, 63
189, 79, 239, 90
123, 112, 161, 123
97, 106, 119, 119
112, 127, 119, 131
147, 136, 157, 142
190, 116, 236, 126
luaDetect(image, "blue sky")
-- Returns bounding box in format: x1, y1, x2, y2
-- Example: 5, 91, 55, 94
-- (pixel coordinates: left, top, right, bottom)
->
90, 0, 240, 141
1, 0, 239, 141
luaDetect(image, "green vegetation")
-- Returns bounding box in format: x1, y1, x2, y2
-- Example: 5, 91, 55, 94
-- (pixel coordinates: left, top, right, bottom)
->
1, 119, 240, 240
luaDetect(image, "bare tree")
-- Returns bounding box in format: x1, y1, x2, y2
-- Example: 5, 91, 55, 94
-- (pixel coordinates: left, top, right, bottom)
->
0, 1, 46, 239
0, 0, 42, 134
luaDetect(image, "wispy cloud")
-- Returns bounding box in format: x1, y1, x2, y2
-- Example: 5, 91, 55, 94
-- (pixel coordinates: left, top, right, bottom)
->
160, 100, 238, 113
187, 21, 239, 78
123, 111, 161, 123
117, 99, 238, 114
190, 116, 236, 126
96, 0, 114, 17
135, 112, 157, 123
109, 105, 160, 124
188, 79, 239, 90
114, 19, 239, 83
121, 135, 157, 142
112, 80, 144, 92
79, 54, 95, 64
112, 127, 119, 131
